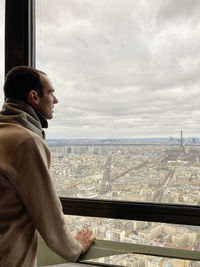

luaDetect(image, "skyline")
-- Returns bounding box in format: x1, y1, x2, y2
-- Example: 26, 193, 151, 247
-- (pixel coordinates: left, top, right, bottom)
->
1, 1, 200, 139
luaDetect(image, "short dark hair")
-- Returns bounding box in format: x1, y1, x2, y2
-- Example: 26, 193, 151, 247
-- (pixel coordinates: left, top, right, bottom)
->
4, 66, 46, 102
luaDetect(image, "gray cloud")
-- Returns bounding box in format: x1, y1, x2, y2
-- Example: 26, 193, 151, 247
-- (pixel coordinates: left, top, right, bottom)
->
1, 0, 200, 138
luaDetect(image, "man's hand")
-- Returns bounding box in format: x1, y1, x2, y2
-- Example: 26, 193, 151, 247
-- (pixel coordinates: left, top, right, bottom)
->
75, 228, 96, 254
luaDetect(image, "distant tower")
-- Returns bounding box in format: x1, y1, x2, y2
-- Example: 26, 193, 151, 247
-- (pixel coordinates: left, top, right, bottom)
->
101, 152, 112, 194
180, 129, 184, 152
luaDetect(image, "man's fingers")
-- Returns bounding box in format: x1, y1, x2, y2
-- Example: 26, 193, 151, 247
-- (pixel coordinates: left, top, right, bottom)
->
75, 228, 96, 254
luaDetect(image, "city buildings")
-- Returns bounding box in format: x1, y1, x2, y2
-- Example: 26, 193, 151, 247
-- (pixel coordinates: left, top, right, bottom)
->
48, 137, 200, 266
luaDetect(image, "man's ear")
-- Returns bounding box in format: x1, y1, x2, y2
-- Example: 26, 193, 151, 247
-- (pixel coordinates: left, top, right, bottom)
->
27, 90, 40, 107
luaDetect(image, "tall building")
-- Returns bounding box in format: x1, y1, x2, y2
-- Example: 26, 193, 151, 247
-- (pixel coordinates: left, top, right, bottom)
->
180, 129, 185, 152
101, 152, 112, 193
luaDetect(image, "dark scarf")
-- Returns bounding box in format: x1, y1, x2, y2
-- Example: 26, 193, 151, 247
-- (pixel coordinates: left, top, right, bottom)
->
0, 98, 48, 140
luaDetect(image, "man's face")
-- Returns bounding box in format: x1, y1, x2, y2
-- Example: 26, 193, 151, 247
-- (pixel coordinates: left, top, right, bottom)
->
36, 74, 58, 119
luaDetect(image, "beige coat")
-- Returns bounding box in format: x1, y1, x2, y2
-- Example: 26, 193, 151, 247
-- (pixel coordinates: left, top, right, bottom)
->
0, 100, 82, 267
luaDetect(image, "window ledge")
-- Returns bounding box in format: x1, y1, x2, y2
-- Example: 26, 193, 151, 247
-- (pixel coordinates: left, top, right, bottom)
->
38, 238, 200, 266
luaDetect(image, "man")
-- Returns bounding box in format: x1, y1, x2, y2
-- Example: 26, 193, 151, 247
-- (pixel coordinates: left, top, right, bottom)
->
0, 66, 95, 267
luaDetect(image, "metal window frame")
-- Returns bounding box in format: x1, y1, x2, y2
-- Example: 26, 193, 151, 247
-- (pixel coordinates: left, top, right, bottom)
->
5, 0, 35, 76
60, 197, 200, 226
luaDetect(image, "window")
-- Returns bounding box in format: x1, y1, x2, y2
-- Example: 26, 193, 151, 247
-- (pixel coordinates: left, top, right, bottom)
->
0, 0, 5, 103
36, 0, 200, 205
35, 1, 200, 265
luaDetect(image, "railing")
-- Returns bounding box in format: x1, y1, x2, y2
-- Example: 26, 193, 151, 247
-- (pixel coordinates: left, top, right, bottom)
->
38, 239, 200, 266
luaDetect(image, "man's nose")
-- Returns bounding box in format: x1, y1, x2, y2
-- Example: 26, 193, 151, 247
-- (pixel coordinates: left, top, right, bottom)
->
53, 96, 58, 104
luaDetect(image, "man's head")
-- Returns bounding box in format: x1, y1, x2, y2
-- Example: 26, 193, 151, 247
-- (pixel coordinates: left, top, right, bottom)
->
4, 66, 58, 119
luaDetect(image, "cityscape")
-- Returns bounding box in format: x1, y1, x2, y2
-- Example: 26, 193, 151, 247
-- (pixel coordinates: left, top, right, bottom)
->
48, 132, 200, 267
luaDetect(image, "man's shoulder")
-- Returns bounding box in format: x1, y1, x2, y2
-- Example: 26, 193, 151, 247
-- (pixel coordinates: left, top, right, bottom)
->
0, 122, 51, 171
0, 122, 46, 146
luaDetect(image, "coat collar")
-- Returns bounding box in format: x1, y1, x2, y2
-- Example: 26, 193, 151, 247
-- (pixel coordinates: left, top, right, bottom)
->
0, 98, 48, 139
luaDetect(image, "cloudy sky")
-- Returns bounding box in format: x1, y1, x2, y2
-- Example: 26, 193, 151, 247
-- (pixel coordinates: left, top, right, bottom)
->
1, 0, 200, 139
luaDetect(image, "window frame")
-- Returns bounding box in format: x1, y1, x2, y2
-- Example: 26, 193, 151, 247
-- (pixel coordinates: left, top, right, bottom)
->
60, 197, 200, 226
5, 0, 35, 76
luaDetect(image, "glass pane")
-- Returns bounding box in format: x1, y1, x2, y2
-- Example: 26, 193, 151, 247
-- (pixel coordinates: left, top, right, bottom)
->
94, 255, 197, 266
36, 0, 200, 204
0, 0, 5, 104
49, 141, 200, 204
